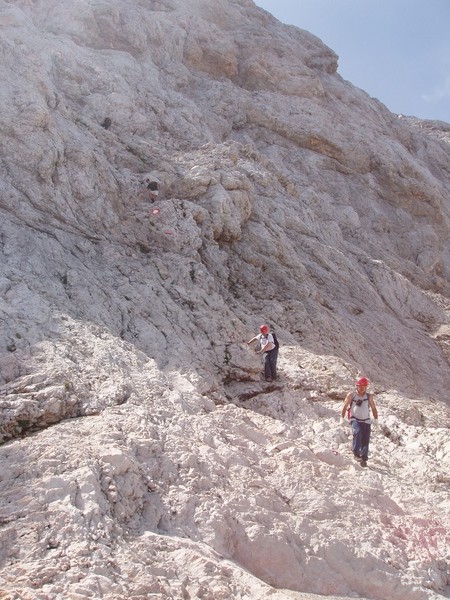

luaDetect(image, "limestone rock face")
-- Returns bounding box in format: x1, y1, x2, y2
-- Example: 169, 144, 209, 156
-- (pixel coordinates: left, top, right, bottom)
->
0, 0, 449, 598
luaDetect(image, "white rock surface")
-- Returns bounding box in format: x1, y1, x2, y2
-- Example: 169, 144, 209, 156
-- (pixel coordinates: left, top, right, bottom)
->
0, 0, 449, 598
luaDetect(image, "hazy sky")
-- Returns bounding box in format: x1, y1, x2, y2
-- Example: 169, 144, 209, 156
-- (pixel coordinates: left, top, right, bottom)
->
255, 0, 450, 123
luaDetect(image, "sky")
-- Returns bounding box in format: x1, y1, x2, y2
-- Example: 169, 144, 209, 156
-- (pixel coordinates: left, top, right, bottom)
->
255, 0, 450, 123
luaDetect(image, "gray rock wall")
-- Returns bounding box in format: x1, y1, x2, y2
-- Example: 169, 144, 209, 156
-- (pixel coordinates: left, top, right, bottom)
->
0, 0, 449, 598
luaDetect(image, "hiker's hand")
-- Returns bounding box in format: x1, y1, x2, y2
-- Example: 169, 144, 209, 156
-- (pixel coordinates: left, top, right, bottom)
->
339, 417, 346, 426
372, 419, 379, 429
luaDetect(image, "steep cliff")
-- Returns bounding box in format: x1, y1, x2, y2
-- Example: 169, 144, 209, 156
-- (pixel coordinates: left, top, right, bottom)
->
0, 0, 449, 598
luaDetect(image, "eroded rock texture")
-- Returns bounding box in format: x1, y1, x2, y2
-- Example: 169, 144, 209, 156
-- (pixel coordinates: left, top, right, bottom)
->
0, 0, 449, 598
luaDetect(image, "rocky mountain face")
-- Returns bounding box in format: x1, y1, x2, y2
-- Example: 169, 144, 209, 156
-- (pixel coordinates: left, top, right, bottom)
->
0, 0, 449, 598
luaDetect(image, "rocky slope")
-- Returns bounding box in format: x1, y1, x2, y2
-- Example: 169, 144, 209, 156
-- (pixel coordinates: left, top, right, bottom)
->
0, 0, 449, 598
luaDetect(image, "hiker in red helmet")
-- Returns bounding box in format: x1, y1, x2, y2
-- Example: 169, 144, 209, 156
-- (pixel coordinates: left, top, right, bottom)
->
247, 324, 278, 382
340, 377, 378, 467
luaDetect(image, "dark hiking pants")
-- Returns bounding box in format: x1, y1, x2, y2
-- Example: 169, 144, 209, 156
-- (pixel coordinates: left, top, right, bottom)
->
351, 420, 371, 461
263, 349, 278, 380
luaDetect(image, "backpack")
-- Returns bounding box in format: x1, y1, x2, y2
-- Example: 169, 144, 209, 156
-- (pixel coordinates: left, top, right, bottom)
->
271, 331, 280, 350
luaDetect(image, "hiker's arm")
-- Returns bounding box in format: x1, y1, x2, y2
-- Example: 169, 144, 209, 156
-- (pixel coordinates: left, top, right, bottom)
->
258, 341, 270, 353
259, 334, 274, 353
247, 336, 258, 345
341, 393, 352, 418
369, 395, 378, 419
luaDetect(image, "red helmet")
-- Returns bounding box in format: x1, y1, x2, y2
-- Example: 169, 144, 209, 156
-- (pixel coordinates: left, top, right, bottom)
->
355, 377, 369, 387
259, 324, 268, 334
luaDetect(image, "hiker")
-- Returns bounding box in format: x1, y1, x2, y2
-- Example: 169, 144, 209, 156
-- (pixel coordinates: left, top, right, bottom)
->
101, 117, 112, 130
141, 178, 160, 202
340, 377, 378, 467
247, 324, 278, 382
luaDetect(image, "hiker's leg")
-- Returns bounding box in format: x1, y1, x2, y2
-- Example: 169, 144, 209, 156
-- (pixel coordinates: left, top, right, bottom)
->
263, 352, 272, 380
360, 423, 371, 461
351, 421, 362, 456
269, 349, 278, 379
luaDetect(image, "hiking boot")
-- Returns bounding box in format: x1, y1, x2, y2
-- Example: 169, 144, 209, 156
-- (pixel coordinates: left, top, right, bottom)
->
265, 378, 272, 382
353, 452, 361, 460
360, 460, 368, 467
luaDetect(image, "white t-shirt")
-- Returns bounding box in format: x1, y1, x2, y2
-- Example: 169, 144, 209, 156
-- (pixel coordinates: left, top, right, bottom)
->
257, 333, 275, 352
350, 393, 371, 422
